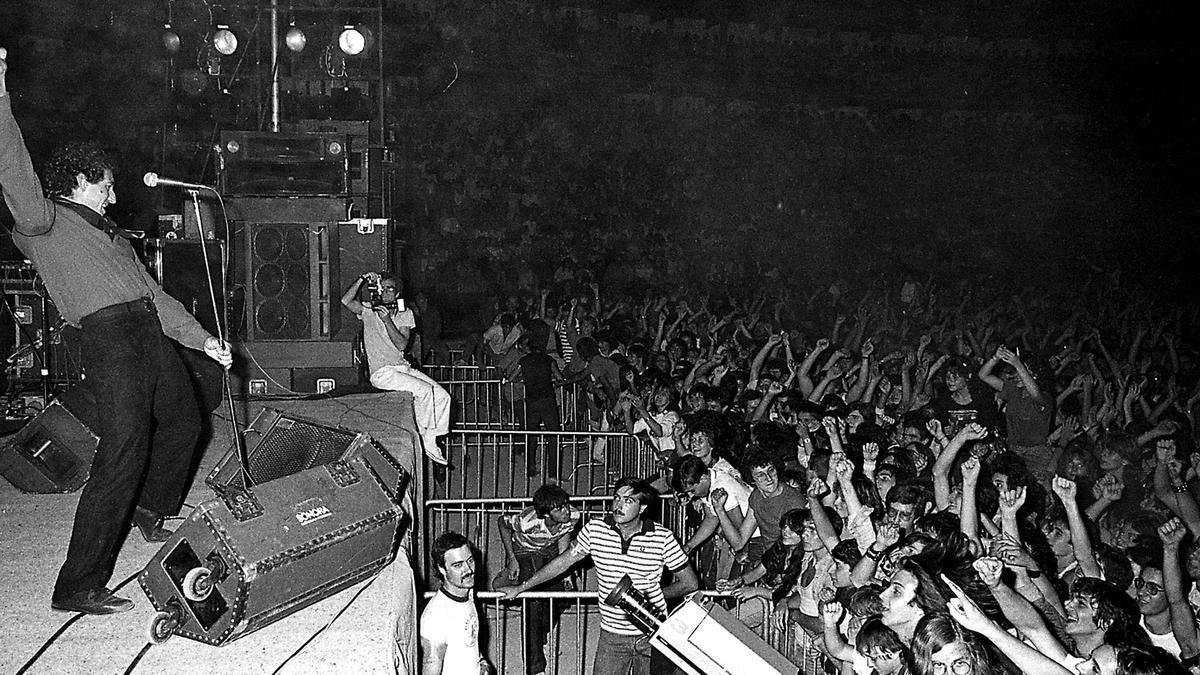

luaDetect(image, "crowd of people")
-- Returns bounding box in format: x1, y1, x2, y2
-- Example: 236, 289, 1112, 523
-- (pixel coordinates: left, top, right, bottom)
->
418, 269, 1200, 675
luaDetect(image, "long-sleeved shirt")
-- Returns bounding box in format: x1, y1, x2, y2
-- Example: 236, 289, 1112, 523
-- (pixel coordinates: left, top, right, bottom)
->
0, 95, 209, 350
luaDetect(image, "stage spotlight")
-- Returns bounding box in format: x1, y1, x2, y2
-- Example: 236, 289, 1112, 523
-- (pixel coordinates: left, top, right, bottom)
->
285, 23, 307, 52
212, 24, 238, 56
337, 24, 373, 56
162, 23, 181, 54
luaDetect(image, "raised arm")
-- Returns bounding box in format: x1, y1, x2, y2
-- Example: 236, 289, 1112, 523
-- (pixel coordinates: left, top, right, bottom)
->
943, 575, 1073, 675
977, 349, 1005, 392
1050, 476, 1102, 579
1159, 518, 1200, 659
0, 48, 57, 236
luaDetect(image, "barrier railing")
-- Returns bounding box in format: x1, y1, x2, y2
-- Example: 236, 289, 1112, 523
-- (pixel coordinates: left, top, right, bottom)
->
441, 379, 586, 430
422, 495, 693, 591
424, 363, 501, 382
428, 430, 658, 501
419, 590, 789, 675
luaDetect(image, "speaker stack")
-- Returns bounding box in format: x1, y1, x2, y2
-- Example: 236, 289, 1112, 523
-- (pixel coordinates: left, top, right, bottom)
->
138, 408, 408, 645
215, 126, 394, 395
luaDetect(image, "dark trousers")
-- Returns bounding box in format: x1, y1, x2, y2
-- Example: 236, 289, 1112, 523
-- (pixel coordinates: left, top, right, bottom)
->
524, 396, 561, 478
517, 548, 568, 675
53, 301, 201, 599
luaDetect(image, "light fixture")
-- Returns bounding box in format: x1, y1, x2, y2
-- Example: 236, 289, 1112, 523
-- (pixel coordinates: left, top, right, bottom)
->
285, 22, 307, 52
162, 23, 181, 54
337, 24, 373, 56
212, 24, 238, 56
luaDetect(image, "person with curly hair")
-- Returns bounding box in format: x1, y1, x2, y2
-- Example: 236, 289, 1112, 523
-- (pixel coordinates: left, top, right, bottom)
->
0, 47, 232, 616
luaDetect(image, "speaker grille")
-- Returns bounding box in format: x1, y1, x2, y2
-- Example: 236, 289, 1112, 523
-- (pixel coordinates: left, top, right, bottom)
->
250, 223, 312, 339
242, 418, 358, 486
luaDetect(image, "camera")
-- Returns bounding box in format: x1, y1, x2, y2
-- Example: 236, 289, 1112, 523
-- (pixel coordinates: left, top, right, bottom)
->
364, 276, 385, 304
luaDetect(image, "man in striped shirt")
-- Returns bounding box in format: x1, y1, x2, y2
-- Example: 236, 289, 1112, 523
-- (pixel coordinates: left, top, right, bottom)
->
498, 477, 699, 675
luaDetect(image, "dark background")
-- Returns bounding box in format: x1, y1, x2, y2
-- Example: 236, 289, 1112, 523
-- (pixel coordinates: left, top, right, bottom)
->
1, 0, 1197, 311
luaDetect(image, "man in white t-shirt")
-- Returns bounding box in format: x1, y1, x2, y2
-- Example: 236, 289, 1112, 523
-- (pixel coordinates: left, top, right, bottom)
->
421, 532, 490, 675
342, 272, 450, 464
671, 454, 756, 585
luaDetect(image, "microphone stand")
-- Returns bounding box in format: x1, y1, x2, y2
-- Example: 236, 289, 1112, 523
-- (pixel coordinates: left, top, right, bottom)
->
187, 188, 252, 488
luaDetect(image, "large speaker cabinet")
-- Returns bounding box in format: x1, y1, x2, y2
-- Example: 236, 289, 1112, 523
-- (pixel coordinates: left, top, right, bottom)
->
216, 131, 349, 197
226, 198, 343, 341
138, 409, 407, 645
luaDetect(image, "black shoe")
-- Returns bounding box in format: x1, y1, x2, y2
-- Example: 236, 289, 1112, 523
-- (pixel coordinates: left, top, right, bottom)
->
133, 506, 174, 543
52, 588, 134, 615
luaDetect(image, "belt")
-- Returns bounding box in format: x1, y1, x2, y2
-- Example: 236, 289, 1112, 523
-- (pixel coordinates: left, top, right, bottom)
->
80, 297, 155, 326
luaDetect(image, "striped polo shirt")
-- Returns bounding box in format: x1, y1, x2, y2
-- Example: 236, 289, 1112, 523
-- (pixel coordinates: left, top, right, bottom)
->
571, 515, 689, 635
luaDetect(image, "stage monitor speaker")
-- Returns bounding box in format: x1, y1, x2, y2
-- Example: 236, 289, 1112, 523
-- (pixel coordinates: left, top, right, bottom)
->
0, 398, 98, 493
139, 238, 227, 337
216, 131, 349, 197
138, 408, 407, 645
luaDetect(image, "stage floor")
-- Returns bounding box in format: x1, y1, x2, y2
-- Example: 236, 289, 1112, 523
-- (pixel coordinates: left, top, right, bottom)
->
1, 394, 419, 675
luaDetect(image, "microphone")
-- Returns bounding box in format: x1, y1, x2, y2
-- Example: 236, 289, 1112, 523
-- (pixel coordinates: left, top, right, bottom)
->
143, 172, 214, 191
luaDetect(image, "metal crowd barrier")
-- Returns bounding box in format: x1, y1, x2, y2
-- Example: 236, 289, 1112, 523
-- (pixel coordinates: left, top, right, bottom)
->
418, 591, 786, 675
440, 379, 587, 430
427, 430, 659, 501
422, 495, 693, 591
423, 364, 501, 382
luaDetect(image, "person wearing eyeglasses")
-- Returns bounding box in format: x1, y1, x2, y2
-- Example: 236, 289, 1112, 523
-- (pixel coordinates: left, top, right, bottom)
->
1141, 518, 1200, 662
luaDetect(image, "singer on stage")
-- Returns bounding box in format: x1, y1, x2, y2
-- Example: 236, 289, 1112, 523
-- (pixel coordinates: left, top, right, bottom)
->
0, 47, 232, 616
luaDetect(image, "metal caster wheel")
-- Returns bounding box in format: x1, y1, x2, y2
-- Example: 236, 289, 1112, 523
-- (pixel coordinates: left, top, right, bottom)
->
182, 566, 213, 602
149, 609, 180, 643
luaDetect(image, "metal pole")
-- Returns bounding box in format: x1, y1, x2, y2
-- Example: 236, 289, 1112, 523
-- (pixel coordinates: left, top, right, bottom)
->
269, 0, 280, 132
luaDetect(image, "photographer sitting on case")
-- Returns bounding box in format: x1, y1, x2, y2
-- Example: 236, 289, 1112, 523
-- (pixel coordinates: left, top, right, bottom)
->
342, 272, 450, 465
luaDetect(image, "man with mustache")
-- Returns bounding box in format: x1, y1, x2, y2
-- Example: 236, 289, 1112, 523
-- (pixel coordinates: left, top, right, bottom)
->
420, 532, 491, 675
497, 477, 699, 675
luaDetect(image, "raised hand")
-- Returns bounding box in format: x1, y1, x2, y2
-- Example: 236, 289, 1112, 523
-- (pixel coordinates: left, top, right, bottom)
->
863, 442, 880, 463
972, 556, 1004, 589
1093, 474, 1124, 502
710, 488, 729, 511
1050, 476, 1077, 503
876, 521, 901, 549
807, 477, 830, 500
861, 339, 875, 358
996, 346, 1020, 365
926, 418, 945, 439
961, 456, 981, 483
1159, 517, 1186, 549
766, 380, 785, 396
992, 536, 1039, 571
1157, 438, 1178, 466
835, 457, 855, 482
919, 334, 932, 349
820, 597, 844, 626
943, 574, 995, 634
998, 486, 1027, 516
957, 422, 987, 442
814, 337, 830, 352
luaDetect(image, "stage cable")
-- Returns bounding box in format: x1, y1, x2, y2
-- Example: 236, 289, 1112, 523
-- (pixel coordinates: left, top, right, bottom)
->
14, 570, 141, 675
269, 572, 381, 675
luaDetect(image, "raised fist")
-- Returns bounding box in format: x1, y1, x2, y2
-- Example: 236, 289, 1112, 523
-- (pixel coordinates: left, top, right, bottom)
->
972, 556, 1004, 589
1159, 518, 1186, 548
1051, 476, 1077, 503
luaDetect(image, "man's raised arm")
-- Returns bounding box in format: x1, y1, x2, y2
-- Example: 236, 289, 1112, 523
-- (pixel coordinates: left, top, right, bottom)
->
0, 47, 57, 236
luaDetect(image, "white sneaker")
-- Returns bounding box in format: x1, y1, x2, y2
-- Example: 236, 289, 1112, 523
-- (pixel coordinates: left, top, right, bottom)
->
423, 436, 449, 465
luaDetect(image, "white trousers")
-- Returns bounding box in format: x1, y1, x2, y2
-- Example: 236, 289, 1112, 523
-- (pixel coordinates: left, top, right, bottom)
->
370, 364, 451, 453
